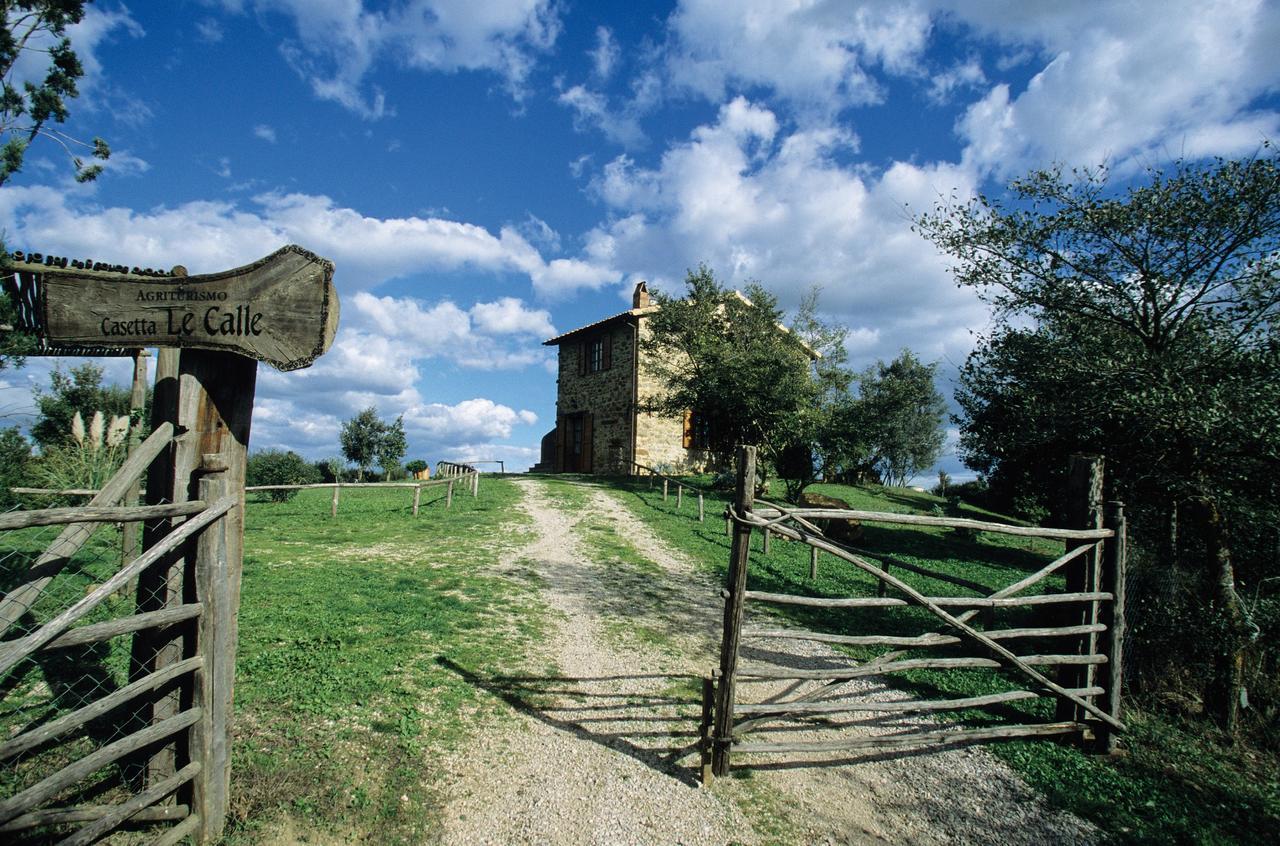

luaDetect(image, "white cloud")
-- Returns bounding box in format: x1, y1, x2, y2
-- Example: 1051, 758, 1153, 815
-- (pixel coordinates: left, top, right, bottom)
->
253, 124, 278, 143
582, 98, 987, 368
405, 398, 538, 443
558, 84, 646, 148
195, 18, 224, 43
943, 0, 1280, 175
590, 26, 620, 80
227, 0, 562, 117
665, 0, 932, 116
0, 186, 616, 296
470, 297, 555, 336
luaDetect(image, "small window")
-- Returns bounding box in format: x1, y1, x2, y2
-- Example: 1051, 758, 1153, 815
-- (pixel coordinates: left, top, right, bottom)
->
580, 333, 613, 374
683, 410, 714, 450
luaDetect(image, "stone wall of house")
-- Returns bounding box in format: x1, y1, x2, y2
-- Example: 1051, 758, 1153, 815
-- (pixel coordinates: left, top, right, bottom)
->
633, 316, 717, 474
556, 321, 636, 474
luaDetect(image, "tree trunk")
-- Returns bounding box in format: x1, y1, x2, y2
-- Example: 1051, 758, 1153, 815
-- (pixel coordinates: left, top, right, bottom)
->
1197, 498, 1254, 737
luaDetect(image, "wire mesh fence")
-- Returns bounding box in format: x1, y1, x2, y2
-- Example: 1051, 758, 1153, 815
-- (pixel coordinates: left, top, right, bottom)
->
0, 500, 189, 843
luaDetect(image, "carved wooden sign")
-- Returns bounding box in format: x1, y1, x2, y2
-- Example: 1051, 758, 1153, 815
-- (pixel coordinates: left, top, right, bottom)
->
31, 245, 338, 371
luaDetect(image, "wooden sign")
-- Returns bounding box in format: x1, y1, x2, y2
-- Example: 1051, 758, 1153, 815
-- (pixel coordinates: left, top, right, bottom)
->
31, 245, 338, 371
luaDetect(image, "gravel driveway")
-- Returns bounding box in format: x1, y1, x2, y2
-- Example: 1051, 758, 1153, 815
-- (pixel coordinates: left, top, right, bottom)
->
436, 478, 1097, 845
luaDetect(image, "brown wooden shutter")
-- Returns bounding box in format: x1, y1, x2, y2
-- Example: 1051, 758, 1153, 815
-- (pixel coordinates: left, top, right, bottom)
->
582, 413, 594, 473
682, 410, 694, 449
602, 332, 613, 370
555, 416, 566, 472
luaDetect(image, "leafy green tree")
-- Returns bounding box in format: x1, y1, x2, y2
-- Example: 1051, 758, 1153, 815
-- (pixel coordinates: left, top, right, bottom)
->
377, 414, 407, 480
404, 459, 428, 477
855, 351, 947, 488
1, 0, 110, 187
30, 362, 133, 450
915, 149, 1280, 733
247, 449, 321, 502
340, 406, 386, 482
0, 424, 30, 507
641, 265, 848, 493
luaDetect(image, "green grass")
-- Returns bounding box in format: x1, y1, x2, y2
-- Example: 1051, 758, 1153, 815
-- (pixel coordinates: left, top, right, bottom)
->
226, 478, 548, 843
604, 475, 1280, 846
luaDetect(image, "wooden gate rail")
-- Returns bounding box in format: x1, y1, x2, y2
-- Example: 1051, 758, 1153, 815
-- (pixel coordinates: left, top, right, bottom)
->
705, 445, 1127, 780
1, 440, 241, 843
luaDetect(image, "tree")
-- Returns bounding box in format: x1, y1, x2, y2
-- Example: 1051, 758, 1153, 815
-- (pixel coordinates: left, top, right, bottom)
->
247, 449, 321, 502
0, 424, 30, 508
405, 459, 428, 477
641, 265, 848, 492
852, 351, 947, 488
30, 362, 133, 450
915, 150, 1280, 733
339, 406, 386, 481
377, 414, 406, 480
1, 1, 110, 187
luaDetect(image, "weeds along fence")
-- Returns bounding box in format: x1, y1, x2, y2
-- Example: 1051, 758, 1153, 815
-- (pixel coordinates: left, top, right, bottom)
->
0, 423, 240, 843
245, 472, 480, 518
631, 462, 708, 522
700, 447, 1126, 781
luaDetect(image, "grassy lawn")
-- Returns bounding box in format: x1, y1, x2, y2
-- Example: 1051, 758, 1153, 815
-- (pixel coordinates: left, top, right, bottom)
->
228, 478, 547, 843
606, 475, 1280, 846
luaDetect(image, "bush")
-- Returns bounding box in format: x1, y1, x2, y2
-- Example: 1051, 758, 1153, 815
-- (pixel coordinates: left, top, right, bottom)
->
247, 450, 321, 501
405, 459, 428, 476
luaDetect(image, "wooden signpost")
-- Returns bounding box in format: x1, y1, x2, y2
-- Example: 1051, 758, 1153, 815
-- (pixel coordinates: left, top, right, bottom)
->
3, 244, 338, 843
10, 244, 338, 371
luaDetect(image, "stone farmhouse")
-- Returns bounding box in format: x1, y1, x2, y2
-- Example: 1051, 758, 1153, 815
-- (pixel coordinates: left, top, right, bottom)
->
534, 282, 814, 475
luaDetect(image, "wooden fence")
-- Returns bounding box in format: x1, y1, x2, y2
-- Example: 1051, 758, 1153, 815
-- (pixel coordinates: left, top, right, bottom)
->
631, 462, 708, 522
0, 424, 240, 843
700, 446, 1126, 781
245, 472, 479, 517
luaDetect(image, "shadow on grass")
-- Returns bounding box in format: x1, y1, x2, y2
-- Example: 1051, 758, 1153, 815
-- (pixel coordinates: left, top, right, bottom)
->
436, 656, 705, 786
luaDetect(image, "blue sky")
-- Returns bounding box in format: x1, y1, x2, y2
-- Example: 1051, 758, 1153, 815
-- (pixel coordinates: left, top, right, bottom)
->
3, 1, 1279, 476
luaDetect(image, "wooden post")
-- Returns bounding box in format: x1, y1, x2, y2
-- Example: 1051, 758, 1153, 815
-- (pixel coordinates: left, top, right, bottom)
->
677, 484, 683, 510
132, 349, 255, 841
120, 348, 150, 565
698, 493, 705, 522
447, 480, 454, 509
712, 445, 756, 777
762, 527, 770, 554
810, 546, 819, 580
1098, 501, 1127, 754
412, 485, 422, 516
699, 676, 715, 785
1056, 454, 1103, 730
330, 484, 340, 518
192, 460, 235, 844
877, 560, 889, 597
472, 471, 479, 497
663, 479, 669, 501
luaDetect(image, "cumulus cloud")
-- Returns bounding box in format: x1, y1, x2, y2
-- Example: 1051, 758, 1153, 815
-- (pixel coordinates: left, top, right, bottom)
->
225, 0, 562, 117
0, 186, 616, 296
941, 0, 1280, 175
253, 124, 278, 143
582, 97, 987, 368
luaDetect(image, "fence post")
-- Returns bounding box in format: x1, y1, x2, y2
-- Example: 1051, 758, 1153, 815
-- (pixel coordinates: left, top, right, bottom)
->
447, 480, 454, 509
698, 493, 704, 522
1057, 454, 1104, 733
712, 445, 756, 777
193, 459, 236, 843
1098, 501, 1127, 754
677, 484, 683, 510
810, 546, 819, 580
413, 485, 422, 516
331, 484, 340, 518
120, 348, 150, 565
663, 479, 669, 501
761, 527, 770, 554
699, 675, 715, 785
133, 349, 255, 840
472, 471, 479, 497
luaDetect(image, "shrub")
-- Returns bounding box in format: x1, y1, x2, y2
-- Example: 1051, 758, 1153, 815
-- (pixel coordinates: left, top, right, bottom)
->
28, 411, 131, 502
405, 459, 428, 476
0, 426, 32, 509
247, 450, 321, 501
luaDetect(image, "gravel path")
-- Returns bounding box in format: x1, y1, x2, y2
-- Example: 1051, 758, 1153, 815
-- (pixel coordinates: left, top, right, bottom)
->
437, 479, 1097, 846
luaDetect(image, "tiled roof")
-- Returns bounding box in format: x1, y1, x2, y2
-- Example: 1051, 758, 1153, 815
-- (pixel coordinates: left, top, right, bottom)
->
541, 305, 659, 346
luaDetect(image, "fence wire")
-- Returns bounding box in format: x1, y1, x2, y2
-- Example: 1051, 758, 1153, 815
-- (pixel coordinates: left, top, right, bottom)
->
1, 499, 185, 843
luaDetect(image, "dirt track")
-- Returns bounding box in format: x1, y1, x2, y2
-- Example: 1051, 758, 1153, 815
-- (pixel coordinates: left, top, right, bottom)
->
437, 478, 1097, 845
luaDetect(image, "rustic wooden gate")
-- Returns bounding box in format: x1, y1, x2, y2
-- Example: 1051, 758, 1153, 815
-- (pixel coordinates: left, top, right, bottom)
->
701, 446, 1126, 781
1, 247, 337, 842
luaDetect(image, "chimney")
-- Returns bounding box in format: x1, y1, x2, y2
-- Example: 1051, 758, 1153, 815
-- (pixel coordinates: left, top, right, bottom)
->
632, 281, 651, 309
